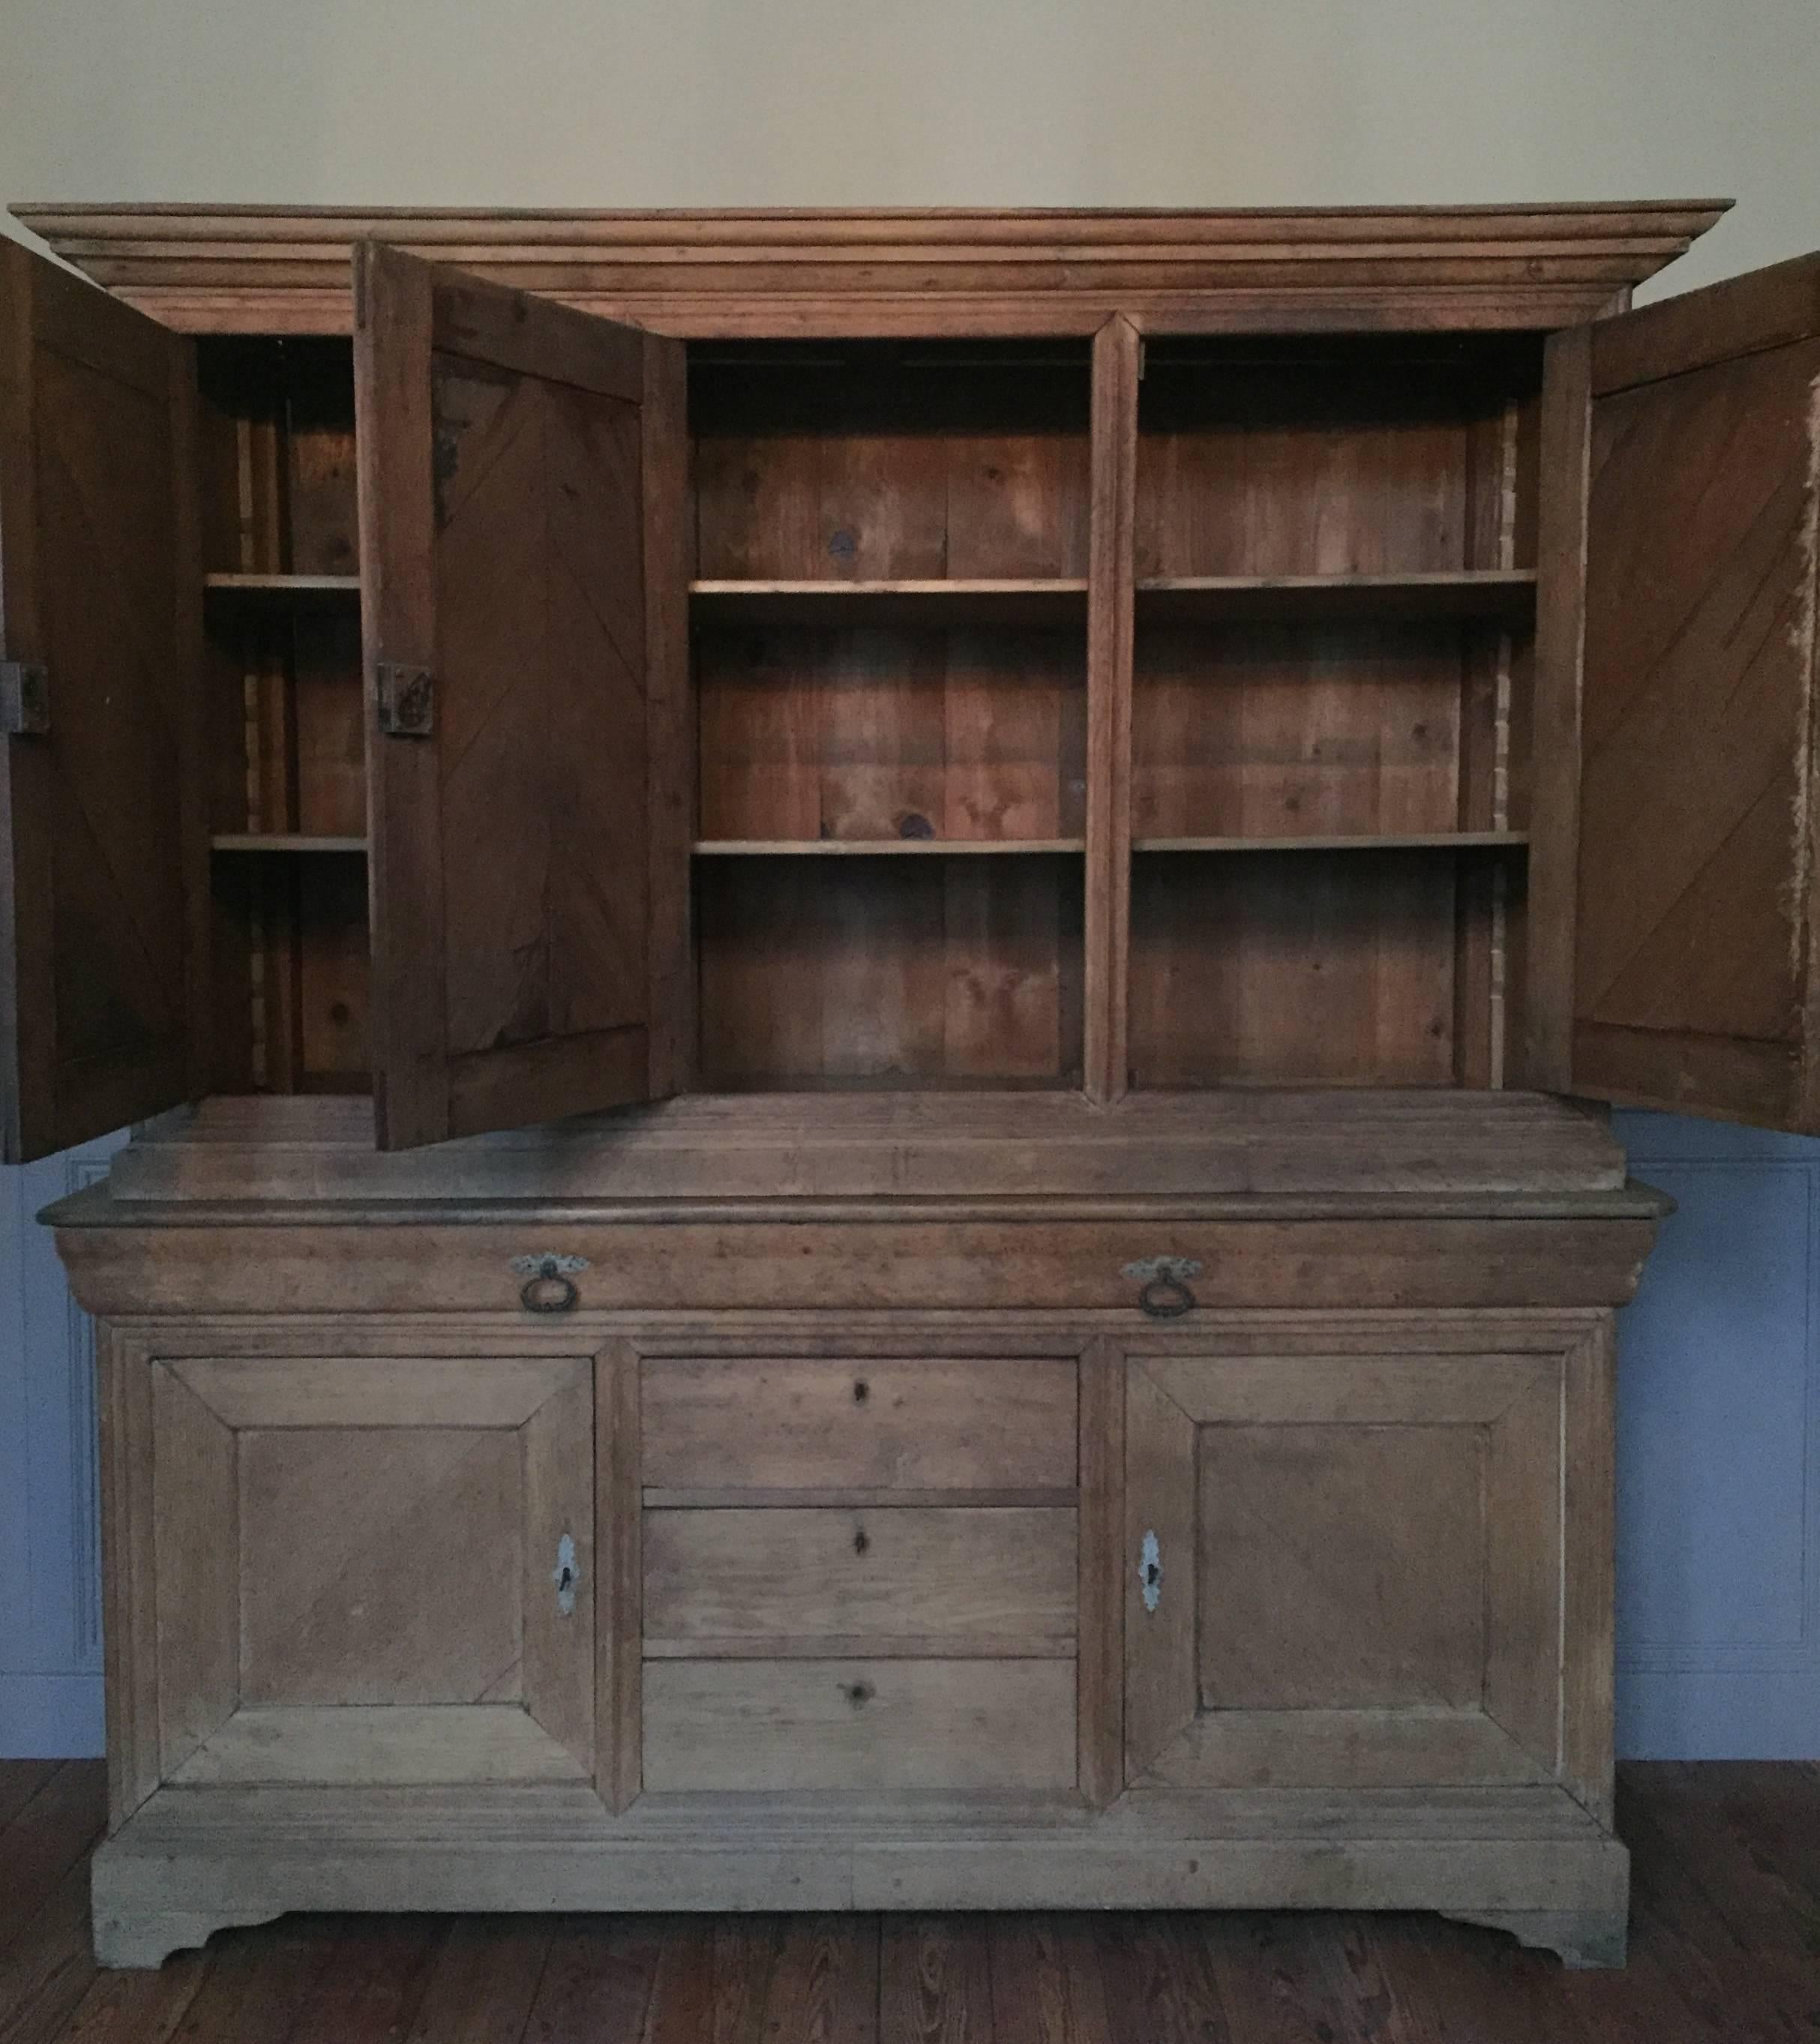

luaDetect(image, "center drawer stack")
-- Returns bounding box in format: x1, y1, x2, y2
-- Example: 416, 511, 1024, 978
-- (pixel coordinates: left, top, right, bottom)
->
640, 1357, 1081, 1792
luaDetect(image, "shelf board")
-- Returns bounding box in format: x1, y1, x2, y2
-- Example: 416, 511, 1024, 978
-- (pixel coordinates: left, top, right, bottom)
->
1135, 832, 1530, 854
1135, 571, 1537, 625
205, 573, 361, 595
690, 579, 1089, 628
694, 838, 1086, 857
211, 834, 368, 854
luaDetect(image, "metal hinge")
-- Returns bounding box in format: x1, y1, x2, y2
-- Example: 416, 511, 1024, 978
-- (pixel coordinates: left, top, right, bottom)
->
0, 662, 49, 736
374, 661, 434, 736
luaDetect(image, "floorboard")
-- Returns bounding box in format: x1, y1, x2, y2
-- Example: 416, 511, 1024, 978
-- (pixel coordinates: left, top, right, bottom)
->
0, 1762, 1813, 2042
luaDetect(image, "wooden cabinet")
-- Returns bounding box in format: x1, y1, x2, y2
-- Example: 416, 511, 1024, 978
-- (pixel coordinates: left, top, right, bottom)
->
7, 199, 1813, 1969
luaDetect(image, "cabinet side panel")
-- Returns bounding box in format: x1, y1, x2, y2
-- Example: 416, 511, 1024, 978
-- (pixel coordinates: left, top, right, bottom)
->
98, 1329, 159, 1826
149, 1364, 238, 1777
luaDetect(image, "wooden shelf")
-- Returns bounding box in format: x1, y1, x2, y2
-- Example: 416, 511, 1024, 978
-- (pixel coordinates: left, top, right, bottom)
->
690, 580, 1089, 628
694, 838, 1085, 857
1135, 571, 1537, 624
1135, 832, 1530, 853
205, 573, 361, 595
211, 834, 368, 854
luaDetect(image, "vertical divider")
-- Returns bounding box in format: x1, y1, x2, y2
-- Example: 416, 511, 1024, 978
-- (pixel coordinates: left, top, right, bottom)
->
1525, 325, 1593, 1092
1085, 317, 1141, 1103
642, 334, 694, 1099
1077, 1334, 1126, 1806
595, 1338, 643, 1814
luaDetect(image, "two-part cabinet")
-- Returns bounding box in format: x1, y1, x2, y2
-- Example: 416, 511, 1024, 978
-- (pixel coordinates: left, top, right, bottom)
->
4, 200, 1818, 1968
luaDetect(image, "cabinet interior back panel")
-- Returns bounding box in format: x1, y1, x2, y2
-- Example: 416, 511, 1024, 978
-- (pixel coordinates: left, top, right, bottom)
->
698, 622, 1087, 844
1129, 848, 1470, 1088
196, 337, 371, 1097
697, 854, 1084, 1089
691, 343, 1092, 580
1135, 338, 1542, 578
1133, 622, 1469, 840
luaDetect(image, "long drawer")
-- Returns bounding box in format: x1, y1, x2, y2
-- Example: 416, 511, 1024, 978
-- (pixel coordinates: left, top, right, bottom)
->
641, 1357, 1078, 1497
643, 1506, 1078, 1657
643, 1659, 1077, 1792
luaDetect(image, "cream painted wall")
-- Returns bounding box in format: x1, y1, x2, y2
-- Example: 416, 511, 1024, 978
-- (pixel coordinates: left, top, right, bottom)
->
1, 0, 1816, 295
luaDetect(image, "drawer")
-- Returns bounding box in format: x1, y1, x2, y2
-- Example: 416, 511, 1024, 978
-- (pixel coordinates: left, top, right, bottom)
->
641, 1358, 1077, 1496
643, 1659, 1076, 1792
644, 1506, 1077, 1656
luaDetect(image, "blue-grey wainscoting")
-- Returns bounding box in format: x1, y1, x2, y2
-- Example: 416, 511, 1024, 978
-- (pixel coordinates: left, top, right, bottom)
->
1, 1113, 1816, 1758
1614, 1111, 1820, 1758
0, 1131, 124, 1758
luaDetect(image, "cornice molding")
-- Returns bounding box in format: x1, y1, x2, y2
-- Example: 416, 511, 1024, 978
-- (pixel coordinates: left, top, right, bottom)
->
10, 201, 1731, 336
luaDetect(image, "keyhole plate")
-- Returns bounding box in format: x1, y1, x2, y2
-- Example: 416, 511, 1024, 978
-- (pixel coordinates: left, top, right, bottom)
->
553, 1532, 579, 1617
1139, 1529, 1162, 1614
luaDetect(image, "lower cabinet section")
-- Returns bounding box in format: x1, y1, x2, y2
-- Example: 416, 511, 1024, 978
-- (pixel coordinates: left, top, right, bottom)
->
90, 1312, 1629, 1971
643, 1659, 1078, 1791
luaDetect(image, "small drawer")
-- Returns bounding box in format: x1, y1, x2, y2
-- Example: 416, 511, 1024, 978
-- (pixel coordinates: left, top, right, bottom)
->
643, 1659, 1076, 1792
641, 1358, 1077, 1497
643, 1506, 1078, 1656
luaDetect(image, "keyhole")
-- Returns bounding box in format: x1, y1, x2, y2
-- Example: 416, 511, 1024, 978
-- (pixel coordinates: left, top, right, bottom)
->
853, 1380, 870, 1405
845, 1681, 873, 1707
853, 1526, 870, 1556
556, 1565, 576, 1594
1144, 1562, 1160, 1589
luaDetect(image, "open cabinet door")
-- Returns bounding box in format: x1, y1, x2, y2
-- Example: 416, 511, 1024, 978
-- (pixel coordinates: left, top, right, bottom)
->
1535, 253, 1820, 1129
0, 244, 204, 1162
355, 244, 689, 1149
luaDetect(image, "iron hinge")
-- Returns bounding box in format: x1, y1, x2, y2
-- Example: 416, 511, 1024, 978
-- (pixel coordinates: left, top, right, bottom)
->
374, 661, 434, 737
0, 662, 50, 736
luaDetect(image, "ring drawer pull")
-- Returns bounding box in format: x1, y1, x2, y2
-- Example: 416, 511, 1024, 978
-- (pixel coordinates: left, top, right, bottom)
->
511, 1252, 589, 1314
1123, 1256, 1202, 1319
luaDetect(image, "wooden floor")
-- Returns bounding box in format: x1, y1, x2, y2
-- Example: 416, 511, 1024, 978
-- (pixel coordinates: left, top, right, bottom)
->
1, 1764, 1816, 2041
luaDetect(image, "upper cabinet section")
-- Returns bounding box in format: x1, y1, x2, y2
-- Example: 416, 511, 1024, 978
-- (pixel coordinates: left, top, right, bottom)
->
0, 244, 204, 1161
1534, 253, 1820, 1131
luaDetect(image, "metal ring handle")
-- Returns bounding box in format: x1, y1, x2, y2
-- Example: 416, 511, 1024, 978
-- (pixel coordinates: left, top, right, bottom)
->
511, 1252, 588, 1314
1138, 1271, 1197, 1320
1123, 1256, 1202, 1320
520, 1269, 579, 1314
